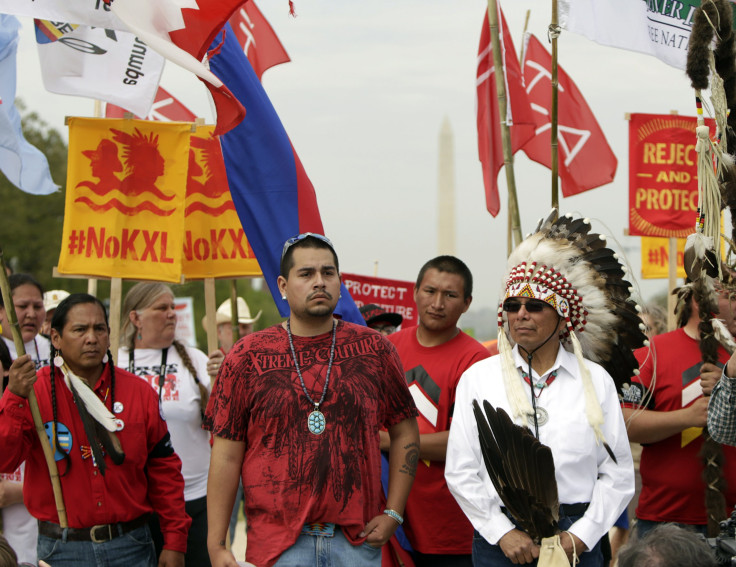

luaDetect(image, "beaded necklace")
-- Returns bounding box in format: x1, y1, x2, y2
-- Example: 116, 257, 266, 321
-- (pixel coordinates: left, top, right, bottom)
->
286, 319, 336, 435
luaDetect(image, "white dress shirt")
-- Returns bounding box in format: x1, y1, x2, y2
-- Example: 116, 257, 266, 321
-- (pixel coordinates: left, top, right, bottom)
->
445, 343, 634, 550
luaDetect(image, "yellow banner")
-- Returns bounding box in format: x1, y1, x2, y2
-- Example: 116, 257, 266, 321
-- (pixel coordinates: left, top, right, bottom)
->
58, 118, 191, 282
182, 126, 261, 279
640, 236, 686, 279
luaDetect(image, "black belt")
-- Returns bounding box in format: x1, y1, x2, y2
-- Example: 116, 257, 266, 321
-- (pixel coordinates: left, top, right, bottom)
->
38, 514, 150, 543
501, 502, 589, 517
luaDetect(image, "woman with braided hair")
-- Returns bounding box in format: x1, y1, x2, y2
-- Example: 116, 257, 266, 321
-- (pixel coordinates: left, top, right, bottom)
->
118, 282, 213, 567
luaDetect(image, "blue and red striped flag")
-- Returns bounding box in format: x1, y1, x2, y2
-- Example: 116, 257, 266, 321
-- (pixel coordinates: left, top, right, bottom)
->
208, 24, 363, 324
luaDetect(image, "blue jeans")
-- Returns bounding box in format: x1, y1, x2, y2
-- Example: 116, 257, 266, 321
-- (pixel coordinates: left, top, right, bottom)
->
472, 511, 603, 567
37, 525, 156, 567
274, 528, 381, 567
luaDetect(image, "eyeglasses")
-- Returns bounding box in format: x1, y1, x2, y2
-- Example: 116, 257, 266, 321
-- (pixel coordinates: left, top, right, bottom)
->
281, 233, 334, 261
502, 298, 549, 313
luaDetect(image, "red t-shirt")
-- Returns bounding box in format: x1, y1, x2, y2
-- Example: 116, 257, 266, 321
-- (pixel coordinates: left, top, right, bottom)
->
0, 364, 190, 552
625, 328, 736, 524
205, 321, 418, 567
388, 327, 490, 554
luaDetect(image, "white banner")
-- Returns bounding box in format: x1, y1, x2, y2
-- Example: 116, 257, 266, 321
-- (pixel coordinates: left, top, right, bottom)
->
36, 22, 164, 117
559, 0, 697, 70
0, 0, 127, 30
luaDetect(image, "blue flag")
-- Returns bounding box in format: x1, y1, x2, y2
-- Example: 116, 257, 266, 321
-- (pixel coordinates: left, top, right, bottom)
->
208, 24, 363, 325
0, 15, 57, 195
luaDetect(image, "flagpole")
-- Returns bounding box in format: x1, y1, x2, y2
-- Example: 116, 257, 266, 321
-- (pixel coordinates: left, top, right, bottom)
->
550, 0, 560, 213
0, 246, 67, 528
487, 0, 523, 247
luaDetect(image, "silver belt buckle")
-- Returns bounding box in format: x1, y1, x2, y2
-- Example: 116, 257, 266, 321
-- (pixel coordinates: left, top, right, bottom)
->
90, 524, 113, 543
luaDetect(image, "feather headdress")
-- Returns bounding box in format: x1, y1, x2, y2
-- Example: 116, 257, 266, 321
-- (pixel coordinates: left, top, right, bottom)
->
497, 210, 648, 457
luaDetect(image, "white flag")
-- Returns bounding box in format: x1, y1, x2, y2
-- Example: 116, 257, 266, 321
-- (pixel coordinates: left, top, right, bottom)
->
36, 21, 164, 117
559, 0, 698, 70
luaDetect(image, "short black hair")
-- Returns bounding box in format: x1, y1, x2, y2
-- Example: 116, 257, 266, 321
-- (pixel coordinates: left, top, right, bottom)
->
0, 273, 44, 308
415, 256, 473, 300
51, 293, 109, 335
279, 235, 339, 279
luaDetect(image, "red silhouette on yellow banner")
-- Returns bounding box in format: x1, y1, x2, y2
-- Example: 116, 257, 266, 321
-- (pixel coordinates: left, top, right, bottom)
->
58, 118, 261, 282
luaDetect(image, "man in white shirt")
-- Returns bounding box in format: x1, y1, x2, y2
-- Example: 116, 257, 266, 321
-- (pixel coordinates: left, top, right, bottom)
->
445, 212, 640, 567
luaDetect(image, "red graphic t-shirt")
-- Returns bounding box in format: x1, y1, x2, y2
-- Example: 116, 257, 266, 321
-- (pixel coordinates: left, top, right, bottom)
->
205, 321, 418, 567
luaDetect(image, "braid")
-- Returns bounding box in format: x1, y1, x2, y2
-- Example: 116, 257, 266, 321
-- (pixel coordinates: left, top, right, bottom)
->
49, 346, 70, 475
172, 340, 208, 420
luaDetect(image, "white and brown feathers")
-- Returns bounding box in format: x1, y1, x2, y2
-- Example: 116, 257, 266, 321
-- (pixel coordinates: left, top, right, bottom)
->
473, 400, 558, 542
508, 210, 649, 393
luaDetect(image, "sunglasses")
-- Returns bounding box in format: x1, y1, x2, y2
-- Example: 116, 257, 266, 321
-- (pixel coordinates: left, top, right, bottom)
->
502, 298, 549, 313
281, 233, 334, 261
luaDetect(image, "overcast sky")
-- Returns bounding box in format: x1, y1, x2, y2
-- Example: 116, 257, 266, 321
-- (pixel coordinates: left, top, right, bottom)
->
13, 0, 699, 317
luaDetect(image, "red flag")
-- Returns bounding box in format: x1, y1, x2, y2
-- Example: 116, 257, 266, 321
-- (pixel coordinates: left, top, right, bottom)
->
476, 7, 536, 217
521, 34, 617, 196
228, 0, 290, 80
106, 87, 197, 122
109, 0, 246, 135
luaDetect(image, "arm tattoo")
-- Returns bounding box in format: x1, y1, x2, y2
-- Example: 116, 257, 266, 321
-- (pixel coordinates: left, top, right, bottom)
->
399, 442, 419, 477
219, 540, 226, 547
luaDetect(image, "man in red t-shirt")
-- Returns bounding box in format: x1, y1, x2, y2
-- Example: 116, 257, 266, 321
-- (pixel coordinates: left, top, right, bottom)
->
622, 286, 736, 538
205, 233, 419, 567
387, 256, 490, 566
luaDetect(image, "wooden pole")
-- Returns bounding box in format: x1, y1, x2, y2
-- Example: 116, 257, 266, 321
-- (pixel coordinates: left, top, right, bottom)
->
0, 247, 67, 527
667, 237, 677, 332
487, 0, 523, 247
550, 0, 560, 211
204, 278, 218, 354
230, 280, 240, 344
108, 278, 122, 366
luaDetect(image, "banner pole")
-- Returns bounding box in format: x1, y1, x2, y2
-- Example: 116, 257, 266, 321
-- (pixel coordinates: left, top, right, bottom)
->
487, 0, 523, 247
108, 278, 122, 366
550, 0, 560, 211
230, 279, 240, 344
204, 278, 218, 355
0, 246, 68, 527
667, 237, 677, 332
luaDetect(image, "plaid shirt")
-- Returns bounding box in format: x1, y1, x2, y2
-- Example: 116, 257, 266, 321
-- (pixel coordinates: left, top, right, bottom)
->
708, 370, 736, 446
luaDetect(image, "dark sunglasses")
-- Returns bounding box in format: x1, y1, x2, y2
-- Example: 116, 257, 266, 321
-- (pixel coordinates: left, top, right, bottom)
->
281, 232, 334, 260
502, 298, 549, 313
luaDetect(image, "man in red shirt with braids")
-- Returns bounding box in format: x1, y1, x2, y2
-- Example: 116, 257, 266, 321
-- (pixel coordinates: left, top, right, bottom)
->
0, 293, 189, 566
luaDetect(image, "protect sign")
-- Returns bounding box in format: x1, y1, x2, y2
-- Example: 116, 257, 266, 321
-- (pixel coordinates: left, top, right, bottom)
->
628, 113, 715, 237
58, 117, 190, 282
182, 125, 261, 279
341, 272, 417, 327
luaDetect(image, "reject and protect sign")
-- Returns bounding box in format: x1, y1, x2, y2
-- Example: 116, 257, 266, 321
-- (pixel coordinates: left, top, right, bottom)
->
628, 113, 715, 238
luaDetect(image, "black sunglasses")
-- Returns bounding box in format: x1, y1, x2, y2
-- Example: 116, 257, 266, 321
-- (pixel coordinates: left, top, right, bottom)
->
281, 232, 334, 260
502, 298, 549, 313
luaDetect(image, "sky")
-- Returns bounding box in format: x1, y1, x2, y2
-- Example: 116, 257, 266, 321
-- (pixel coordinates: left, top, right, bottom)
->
12, 0, 701, 325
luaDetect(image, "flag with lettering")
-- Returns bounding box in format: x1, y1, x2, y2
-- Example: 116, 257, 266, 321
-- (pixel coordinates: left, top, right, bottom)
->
558, 0, 735, 70
521, 33, 617, 197
105, 87, 197, 122
476, 6, 537, 217
0, 15, 57, 195
182, 125, 262, 279
229, 0, 290, 80
0, 0, 245, 135
57, 118, 191, 281
35, 20, 165, 118
208, 23, 364, 324
628, 113, 714, 237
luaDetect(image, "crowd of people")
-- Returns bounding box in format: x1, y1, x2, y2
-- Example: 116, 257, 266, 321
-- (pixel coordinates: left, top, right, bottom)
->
1, 228, 736, 567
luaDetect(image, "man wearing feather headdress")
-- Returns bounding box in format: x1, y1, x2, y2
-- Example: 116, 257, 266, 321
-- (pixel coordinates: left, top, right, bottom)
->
0, 293, 189, 566
446, 212, 639, 566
